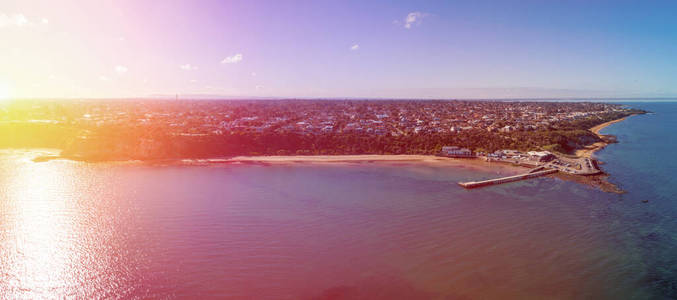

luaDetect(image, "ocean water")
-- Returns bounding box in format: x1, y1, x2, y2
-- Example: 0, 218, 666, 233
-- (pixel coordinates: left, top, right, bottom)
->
0, 102, 675, 299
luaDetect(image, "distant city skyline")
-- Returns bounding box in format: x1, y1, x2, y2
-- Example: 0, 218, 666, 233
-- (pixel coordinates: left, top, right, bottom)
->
1, 0, 676, 99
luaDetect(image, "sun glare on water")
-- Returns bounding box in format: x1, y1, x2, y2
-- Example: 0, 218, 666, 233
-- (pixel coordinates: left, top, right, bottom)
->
0, 158, 110, 297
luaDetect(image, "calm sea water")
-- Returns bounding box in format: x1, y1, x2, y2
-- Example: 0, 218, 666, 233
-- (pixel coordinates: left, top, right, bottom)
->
0, 102, 676, 299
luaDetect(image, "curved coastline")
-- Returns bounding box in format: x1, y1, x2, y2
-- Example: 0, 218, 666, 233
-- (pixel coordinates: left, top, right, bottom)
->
563, 114, 640, 193
575, 115, 635, 159
26, 114, 640, 194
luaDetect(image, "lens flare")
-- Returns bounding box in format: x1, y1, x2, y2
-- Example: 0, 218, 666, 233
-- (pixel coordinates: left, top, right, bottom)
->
0, 82, 10, 100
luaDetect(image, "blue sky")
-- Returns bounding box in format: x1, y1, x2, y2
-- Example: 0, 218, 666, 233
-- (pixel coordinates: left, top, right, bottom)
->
1, 0, 676, 99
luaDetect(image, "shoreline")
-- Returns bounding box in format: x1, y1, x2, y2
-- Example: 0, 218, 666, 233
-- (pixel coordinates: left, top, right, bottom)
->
163, 155, 530, 175
566, 114, 640, 193
31, 152, 624, 193
26, 151, 525, 172
25, 115, 639, 194
575, 115, 634, 159
590, 117, 629, 136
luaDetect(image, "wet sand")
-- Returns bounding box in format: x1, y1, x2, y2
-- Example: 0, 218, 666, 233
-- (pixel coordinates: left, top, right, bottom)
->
575, 116, 632, 159
190, 155, 528, 174
30, 151, 526, 175
570, 115, 639, 193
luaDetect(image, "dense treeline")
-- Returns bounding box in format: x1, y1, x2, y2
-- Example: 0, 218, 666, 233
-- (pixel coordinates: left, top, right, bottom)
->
55, 109, 643, 161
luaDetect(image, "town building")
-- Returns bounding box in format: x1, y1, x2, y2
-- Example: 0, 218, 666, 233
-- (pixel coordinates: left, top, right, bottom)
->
527, 151, 556, 162
441, 146, 474, 158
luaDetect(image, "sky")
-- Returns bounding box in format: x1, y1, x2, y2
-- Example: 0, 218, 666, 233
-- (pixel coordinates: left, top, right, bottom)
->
1, 0, 676, 100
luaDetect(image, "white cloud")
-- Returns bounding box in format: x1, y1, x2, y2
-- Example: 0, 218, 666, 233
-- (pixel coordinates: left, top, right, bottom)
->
115, 65, 128, 74
180, 64, 198, 71
255, 85, 264, 90
0, 13, 49, 28
99, 75, 110, 81
221, 53, 243, 64
251, 72, 257, 77
350, 44, 360, 51
0, 13, 29, 28
403, 11, 428, 29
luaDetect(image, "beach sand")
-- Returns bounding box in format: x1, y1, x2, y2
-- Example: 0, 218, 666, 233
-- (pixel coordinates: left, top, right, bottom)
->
219, 154, 625, 193
192, 155, 528, 174
29, 116, 637, 194
575, 116, 631, 159
567, 115, 638, 193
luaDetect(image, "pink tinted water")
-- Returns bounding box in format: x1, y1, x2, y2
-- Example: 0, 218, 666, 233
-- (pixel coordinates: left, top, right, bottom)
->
0, 155, 645, 299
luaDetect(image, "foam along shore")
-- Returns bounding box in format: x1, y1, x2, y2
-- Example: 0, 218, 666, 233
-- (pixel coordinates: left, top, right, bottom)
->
29, 151, 623, 193
575, 115, 633, 159
225, 154, 447, 163
185, 154, 526, 172
205, 154, 522, 168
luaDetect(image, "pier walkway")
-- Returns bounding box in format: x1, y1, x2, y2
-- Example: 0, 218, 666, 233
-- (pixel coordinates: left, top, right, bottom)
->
459, 169, 557, 189
528, 166, 545, 173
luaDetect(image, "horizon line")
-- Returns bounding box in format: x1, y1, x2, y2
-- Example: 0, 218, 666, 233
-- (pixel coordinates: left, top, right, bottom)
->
4, 96, 677, 102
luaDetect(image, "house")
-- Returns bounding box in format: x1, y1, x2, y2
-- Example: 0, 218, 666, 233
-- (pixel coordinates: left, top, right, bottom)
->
499, 125, 515, 133
501, 149, 522, 157
441, 146, 474, 158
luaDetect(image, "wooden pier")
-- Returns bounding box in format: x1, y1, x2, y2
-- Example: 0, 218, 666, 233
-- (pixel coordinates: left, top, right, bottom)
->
527, 166, 545, 173
459, 169, 557, 189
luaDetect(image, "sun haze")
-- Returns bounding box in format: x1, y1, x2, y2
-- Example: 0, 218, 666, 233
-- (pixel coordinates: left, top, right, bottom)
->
1, 0, 677, 99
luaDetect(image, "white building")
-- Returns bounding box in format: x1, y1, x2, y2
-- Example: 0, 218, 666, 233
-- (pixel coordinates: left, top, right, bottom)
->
441, 146, 474, 158
527, 151, 556, 162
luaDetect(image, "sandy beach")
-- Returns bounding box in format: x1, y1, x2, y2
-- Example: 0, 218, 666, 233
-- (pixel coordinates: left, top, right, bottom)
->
29, 150, 623, 192
227, 154, 446, 163
186, 154, 626, 193
590, 117, 630, 135
575, 116, 632, 159
187, 154, 528, 174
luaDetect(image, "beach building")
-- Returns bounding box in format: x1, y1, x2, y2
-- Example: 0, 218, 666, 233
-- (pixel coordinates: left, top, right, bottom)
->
441, 146, 474, 158
500, 149, 522, 157
527, 151, 556, 162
